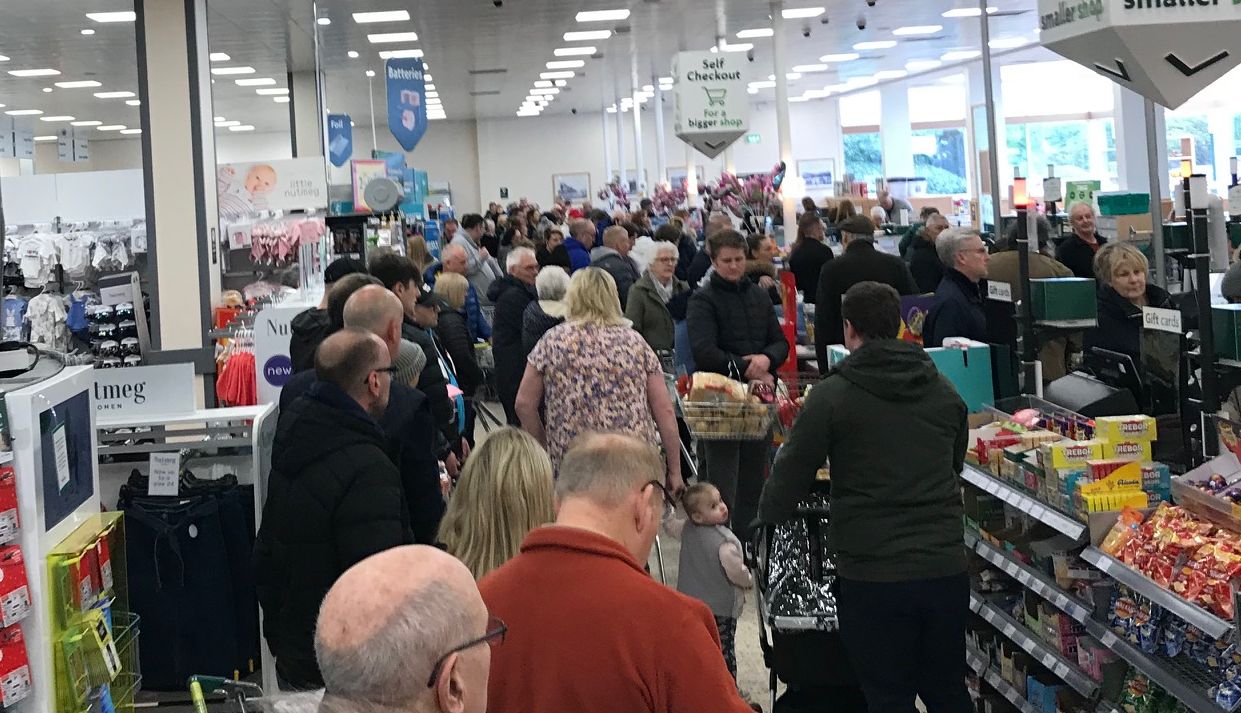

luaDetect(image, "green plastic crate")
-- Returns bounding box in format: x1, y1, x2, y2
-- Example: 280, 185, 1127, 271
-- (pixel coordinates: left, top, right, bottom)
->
1163, 222, 1191, 251
1030, 278, 1098, 321
1097, 192, 1151, 216
1214, 304, 1241, 360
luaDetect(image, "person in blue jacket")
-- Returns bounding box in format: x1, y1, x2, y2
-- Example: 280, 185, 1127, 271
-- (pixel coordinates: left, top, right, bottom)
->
564, 219, 597, 273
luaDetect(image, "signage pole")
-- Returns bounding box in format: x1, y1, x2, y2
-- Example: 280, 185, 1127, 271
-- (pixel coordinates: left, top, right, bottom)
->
653, 79, 668, 186
770, 0, 797, 244
978, 0, 1003, 236
618, 103, 628, 197
602, 110, 614, 187
1145, 98, 1167, 288
633, 88, 646, 197
686, 141, 699, 210
367, 74, 378, 152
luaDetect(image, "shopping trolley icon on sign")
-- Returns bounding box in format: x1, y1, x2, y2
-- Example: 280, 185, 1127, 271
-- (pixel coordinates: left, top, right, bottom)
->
704, 88, 727, 106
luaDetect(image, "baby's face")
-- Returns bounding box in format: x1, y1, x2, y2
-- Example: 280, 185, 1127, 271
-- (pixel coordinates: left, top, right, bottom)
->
245, 165, 277, 194
690, 488, 729, 526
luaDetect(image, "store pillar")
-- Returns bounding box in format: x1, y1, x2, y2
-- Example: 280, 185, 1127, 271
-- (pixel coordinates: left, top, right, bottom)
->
288, 70, 324, 158
618, 105, 628, 195
879, 82, 915, 178
633, 88, 646, 196
134, 0, 220, 366
770, 0, 797, 241
967, 59, 1006, 230
653, 80, 667, 188
602, 110, 615, 184
1114, 86, 1168, 194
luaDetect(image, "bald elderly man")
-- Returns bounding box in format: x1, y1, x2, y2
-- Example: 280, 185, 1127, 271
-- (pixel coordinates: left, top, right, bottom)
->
311, 546, 494, 713
278, 286, 446, 546
424, 243, 492, 341
255, 328, 414, 690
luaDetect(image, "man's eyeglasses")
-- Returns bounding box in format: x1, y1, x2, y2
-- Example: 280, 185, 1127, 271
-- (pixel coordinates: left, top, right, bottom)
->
644, 479, 676, 521
364, 365, 398, 384
425, 615, 507, 688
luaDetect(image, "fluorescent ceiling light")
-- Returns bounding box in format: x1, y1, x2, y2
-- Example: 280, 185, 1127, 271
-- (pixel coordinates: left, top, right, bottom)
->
425, 84, 436, 90
365, 70, 376, 77
4, 110, 42, 116
316, 17, 330, 25
906, 59, 943, 71
42, 88, 52, 93
352, 10, 411, 23
770, 72, 802, 80
236, 78, 276, 86
256, 88, 289, 95
378, 49, 424, 59
534, 80, 553, 88
782, 7, 825, 18
211, 66, 255, 75
34, 136, 56, 142
820, 53, 860, 62
347, 50, 359, 59
425, 91, 439, 98
793, 64, 829, 73
789, 96, 811, 102
941, 49, 981, 61
853, 40, 897, 50
749, 80, 776, 89
81, 29, 95, 36
8, 69, 61, 77
893, 25, 942, 36
86, 11, 135, 22
606, 106, 617, 113
274, 96, 290, 103
941, 6, 996, 16
229, 125, 255, 132
40, 116, 74, 122
575, 9, 630, 22
554, 46, 596, 56
563, 30, 611, 41
214, 117, 226, 122
120, 128, 142, 134
215, 120, 240, 127
541, 71, 575, 79
553, 79, 566, 87
531, 88, 559, 95
0, 56, 7, 62
95, 91, 135, 98
990, 36, 1032, 49
367, 31, 419, 43
736, 28, 774, 39
874, 69, 908, 79
209, 53, 230, 62
125, 99, 141, 106
71, 120, 101, 126
711, 42, 753, 53
547, 60, 585, 69
55, 80, 102, 88
97, 125, 125, 131
424, 74, 433, 81
426, 97, 442, 104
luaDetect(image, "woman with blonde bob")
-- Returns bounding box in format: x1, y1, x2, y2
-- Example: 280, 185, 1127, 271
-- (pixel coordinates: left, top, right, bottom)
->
438, 427, 554, 579
515, 268, 683, 493
1084, 241, 1175, 368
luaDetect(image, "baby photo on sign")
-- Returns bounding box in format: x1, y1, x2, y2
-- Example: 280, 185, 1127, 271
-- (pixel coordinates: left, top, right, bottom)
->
218, 163, 278, 219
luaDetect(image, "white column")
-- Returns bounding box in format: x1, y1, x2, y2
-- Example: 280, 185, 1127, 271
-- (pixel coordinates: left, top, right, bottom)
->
1114, 85, 1156, 192
653, 81, 668, 186
135, 0, 220, 356
602, 110, 614, 185
633, 89, 646, 196
618, 105, 628, 191
967, 60, 1007, 222
288, 71, 323, 157
686, 142, 699, 208
770, 0, 797, 241
879, 82, 914, 178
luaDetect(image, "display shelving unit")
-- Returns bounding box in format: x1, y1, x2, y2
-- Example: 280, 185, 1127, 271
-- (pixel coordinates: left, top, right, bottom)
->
968, 647, 1043, 713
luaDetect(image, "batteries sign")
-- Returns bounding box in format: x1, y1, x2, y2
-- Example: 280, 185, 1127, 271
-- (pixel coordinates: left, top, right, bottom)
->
1038, 0, 1241, 108
672, 51, 749, 159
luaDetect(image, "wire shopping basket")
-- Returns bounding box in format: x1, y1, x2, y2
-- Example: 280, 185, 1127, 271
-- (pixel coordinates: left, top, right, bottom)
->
681, 400, 778, 441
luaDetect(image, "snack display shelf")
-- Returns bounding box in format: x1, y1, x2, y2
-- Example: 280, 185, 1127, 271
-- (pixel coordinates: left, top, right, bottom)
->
973, 537, 1093, 624
961, 464, 1088, 541
1080, 547, 1232, 639
967, 647, 1042, 713
1034, 319, 1099, 330
1081, 619, 1232, 713
970, 593, 1100, 697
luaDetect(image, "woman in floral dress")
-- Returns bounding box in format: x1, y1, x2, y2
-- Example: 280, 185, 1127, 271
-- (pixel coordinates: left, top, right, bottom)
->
515, 267, 684, 494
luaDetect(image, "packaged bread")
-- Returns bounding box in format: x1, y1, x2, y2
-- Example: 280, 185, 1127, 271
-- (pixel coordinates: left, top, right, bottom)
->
688, 372, 748, 403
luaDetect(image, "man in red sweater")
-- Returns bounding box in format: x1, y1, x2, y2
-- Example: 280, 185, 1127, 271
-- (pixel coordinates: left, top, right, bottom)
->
480, 432, 753, 713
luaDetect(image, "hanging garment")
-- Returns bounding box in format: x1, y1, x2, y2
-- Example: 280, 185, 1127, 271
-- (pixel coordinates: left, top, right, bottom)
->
1, 297, 28, 342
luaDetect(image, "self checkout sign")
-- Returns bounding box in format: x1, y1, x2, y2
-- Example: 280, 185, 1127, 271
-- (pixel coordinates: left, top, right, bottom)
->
673, 51, 750, 158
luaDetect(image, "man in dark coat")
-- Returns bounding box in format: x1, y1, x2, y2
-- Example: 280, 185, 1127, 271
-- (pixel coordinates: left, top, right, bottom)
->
254, 329, 413, 690
815, 215, 918, 366
687, 229, 789, 542
761, 281, 969, 713
490, 247, 540, 424
288, 258, 368, 373
279, 286, 445, 546
1055, 201, 1107, 279
923, 227, 991, 348
591, 225, 642, 307
907, 213, 950, 294
368, 252, 462, 462
564, 219, 596, 273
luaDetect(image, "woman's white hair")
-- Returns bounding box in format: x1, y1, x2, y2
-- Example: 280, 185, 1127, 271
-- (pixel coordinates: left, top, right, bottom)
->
536, 266, 570, 301
653, 242, 678, 260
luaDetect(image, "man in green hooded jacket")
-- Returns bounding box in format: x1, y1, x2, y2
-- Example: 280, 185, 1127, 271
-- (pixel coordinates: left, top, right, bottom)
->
759, 280, 969, 713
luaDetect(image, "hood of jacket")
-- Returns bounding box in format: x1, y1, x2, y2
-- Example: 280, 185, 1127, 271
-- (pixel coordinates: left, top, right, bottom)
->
707, 270, 755, 293
487, 273, 535, 302
1098, 283, 1172, 321
273, 382, 386, 475
290, 308, 331, 341
834, 339, 943, 403
591, 246, 619, 261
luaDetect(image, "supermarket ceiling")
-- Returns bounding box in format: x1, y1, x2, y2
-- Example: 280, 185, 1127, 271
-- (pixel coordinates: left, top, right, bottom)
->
0, 0, 1043, 140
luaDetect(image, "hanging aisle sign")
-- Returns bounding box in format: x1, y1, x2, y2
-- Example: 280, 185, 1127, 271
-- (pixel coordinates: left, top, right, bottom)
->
1038, 0, 1241, 108
385, 57, 428, 152
327, 114, 353, 167
672, 51, 749, 159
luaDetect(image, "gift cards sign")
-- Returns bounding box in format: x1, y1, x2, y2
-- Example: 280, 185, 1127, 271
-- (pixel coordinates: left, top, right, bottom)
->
1038, 0, 1241, 108
672, 51, 750, 158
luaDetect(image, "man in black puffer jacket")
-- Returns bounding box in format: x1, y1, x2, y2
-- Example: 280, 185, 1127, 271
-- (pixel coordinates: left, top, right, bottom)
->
490, 247, 540, 424
687, 229, 788, 541
254, 329, 413, 690
287, 257, 368, 373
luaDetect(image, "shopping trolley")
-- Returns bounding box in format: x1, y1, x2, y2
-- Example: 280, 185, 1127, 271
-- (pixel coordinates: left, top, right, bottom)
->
704, 87, 728, 106
188, 675, 265, 713
749, 483, 864, 713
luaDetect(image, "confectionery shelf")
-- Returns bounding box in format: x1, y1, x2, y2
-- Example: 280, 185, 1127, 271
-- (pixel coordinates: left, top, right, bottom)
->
961, 463, 1088, 541
972, 536, 1093, 624
970, 592, 1100, 698
968, 647, 1043, 713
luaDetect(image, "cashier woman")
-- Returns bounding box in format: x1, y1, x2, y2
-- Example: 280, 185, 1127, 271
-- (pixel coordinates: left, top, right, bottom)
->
1083, 242, 1175, 370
